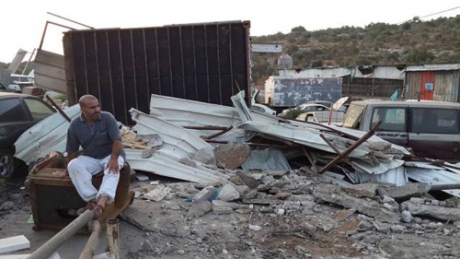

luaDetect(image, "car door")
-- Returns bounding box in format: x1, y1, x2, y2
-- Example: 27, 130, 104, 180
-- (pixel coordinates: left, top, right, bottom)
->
408, 107, 460, 161
369, 106, 409, 147
0, 97, 35, 148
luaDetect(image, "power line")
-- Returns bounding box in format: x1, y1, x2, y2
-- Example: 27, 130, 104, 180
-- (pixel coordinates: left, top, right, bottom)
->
397, 5, 460, 24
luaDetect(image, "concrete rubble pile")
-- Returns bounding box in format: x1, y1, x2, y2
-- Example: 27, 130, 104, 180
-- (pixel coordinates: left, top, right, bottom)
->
121, 168, 460, 258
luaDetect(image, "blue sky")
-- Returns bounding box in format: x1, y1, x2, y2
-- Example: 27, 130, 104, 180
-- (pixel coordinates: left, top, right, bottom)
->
1, 0, 460, 63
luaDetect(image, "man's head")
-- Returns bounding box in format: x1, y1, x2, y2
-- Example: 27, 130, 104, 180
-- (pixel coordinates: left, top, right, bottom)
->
79, 95, 101, 122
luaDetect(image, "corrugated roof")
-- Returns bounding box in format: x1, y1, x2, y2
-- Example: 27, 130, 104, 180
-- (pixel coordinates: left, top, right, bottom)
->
406, 64, 460, 72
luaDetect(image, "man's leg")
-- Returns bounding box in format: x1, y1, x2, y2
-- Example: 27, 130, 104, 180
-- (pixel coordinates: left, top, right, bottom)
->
96, 156, 124, 208
67, 156, 104, 202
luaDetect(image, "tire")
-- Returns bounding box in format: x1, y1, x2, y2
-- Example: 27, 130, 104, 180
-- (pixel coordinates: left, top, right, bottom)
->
0, 150, 16, 179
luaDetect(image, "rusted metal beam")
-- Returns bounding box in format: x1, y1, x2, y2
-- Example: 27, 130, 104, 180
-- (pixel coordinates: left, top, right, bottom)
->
107, 218, 120, 259
202, 126, 233, 140
319, 134, 342, 155
318, 121, 381, 174
183, 125, 230, 131
302, 147, 319, 173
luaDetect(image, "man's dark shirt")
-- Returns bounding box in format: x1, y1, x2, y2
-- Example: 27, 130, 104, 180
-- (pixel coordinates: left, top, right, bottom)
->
66, 111, 126, 160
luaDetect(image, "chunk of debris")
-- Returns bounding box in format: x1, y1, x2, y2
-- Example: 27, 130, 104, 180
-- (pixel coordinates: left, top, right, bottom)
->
193, 186, 216, 202
142, 186, 172, 202
135, 172, 149, 181
342, 183, 379, 198
238, 173, 260, 188
312, 184, 400, 223
187, 201, 212, 217
401, 210, 414, 223
217, 184, 240, 202
0, 235, 30, 254
214, 142, 250, 170
275, 192, 292, 200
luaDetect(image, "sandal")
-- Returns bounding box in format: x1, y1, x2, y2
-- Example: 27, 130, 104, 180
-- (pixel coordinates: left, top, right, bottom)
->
77, 200, 98, 215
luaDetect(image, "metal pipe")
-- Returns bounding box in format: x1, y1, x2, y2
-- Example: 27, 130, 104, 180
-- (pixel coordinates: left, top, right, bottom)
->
106, 218, 120, 259
183, 125, 230, 131
26, 210, 94, 259
79, 220, 102, 259
47, 12, 95, 29
46, 95, 72, 122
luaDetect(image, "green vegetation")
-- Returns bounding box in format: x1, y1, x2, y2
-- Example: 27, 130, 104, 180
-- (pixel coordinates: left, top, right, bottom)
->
252, 15, 460, 85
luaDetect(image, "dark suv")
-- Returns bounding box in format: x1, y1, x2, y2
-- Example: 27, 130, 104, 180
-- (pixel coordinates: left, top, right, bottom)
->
0, 92, 56, 178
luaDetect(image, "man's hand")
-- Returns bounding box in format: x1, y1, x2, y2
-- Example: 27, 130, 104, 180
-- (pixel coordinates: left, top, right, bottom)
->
106, 157, 120, 174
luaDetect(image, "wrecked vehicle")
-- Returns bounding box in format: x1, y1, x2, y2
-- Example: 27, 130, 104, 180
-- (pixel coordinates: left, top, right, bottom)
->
343, 100, 460, 161
0, 92, 56, 178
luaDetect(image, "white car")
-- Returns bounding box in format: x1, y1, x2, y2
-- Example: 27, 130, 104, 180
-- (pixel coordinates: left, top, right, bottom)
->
280, 103, 330, 116
251, 103, 277, 116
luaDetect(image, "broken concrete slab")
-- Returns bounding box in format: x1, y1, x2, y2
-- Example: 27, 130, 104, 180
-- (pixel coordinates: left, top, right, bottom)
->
342, 183, 379, 198
193, 186, 216, 202
187, 201, 212, 218
217, 184, 240, 202
401, 201, 460, 222
214, 142, 250, 170
312, 184, 400, 223
264, 170, 289, 176
0, 235, 30, 254
212, 201, 233, 215
384, 183, 431, 201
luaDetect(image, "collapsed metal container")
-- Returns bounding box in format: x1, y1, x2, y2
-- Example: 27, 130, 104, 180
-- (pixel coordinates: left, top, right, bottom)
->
63, 21, 251, 125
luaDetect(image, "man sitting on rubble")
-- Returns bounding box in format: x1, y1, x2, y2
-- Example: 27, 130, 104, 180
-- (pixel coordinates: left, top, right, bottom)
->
66, 94, 125, 218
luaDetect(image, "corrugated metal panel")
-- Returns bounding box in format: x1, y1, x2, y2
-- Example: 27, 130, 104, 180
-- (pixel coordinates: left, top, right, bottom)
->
63, 21, 251, 125
405, 72, 422, 99
34, 50, 67, 93
419, 71, 435, 100
433, 71, 460, 102
406, 64, 460, 72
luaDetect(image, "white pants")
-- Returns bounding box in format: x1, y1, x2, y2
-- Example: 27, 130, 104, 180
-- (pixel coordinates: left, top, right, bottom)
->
67, 155, 124, 204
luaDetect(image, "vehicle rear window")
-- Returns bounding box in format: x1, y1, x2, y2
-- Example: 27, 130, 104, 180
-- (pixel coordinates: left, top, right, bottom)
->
410, 108, 459, 134
0, 98, 28, 122
24, 98, 55, 122
371, 107, 406, 132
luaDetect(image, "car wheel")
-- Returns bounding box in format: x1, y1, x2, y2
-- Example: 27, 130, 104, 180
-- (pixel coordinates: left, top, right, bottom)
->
0, 150, 16, 179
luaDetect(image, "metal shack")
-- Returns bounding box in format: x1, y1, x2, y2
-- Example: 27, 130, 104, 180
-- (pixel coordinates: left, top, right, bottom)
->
265, 65, 405, 106
404, 64, 460, 102
62, 21, 251, 125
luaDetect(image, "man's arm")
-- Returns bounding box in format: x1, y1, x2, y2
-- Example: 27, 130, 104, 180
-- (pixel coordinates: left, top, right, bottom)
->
66, 127, 80, 165
67, 151, 78, 165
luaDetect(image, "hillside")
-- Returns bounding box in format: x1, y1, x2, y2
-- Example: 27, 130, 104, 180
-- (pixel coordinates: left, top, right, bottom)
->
251, 16, 460, 85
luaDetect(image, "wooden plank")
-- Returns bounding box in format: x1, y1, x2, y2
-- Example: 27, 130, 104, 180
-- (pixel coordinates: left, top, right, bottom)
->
34, 74, 67, 93
0, 235, 30, 254
35, 50, 65, 68
35, 63, 66, 81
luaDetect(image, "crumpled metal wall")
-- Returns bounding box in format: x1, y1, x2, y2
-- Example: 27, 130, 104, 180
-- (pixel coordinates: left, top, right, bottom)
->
63, 21, 251, 125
